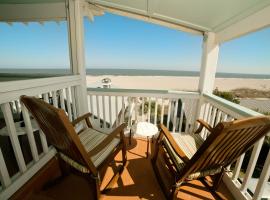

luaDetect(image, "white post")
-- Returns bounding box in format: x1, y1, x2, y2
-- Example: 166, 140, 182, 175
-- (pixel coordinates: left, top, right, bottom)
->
195, 32, 219, 124
198, 32, 219, 94
66, 0, 88, 116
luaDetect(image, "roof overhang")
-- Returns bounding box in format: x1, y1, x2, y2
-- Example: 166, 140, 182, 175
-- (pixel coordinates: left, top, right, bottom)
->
87, 0, 270, 42
0, 0, 270, 43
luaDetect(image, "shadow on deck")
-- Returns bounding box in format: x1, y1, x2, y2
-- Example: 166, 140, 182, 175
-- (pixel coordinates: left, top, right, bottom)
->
13, 138, 234, 200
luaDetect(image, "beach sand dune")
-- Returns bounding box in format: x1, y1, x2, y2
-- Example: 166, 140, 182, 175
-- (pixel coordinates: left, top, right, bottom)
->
87, 75, 270, 91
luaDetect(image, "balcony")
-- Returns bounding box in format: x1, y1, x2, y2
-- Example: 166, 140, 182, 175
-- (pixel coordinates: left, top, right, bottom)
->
0, 75, 269, 200
1, 0, 270, 199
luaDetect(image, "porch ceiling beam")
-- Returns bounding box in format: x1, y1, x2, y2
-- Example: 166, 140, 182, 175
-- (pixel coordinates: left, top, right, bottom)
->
0, 2, 66, 23
88, 2, 203, 36
217, 5, 270, 43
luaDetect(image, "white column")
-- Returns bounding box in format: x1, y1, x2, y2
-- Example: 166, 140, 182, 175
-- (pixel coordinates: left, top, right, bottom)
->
198, 32, 219, 94
66, 0, 88, 115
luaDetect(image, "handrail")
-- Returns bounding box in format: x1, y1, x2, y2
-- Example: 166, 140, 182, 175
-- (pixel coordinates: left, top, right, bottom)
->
0, 75, 81, 93
203, 93, 262, 119
0, 75, 81, 104
87, 87, 199, 99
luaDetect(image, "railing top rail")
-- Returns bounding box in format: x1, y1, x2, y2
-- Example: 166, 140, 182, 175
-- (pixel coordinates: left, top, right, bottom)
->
203, 93, 262, 118
0, 75, 81, 93
87, 87, 200, 99
0, 75, 82, 104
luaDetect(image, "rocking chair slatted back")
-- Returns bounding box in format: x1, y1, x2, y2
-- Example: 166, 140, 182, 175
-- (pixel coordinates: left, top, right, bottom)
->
20, 95, 97, 174
179, 116, 270, 181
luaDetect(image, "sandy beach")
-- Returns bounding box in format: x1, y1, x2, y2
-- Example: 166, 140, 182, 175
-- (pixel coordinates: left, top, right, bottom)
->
87, 75, 270, 91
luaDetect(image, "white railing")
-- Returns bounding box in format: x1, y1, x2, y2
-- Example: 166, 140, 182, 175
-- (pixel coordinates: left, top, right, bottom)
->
87, 88, 200, 134
0, 75, 82, 199
201, 93, 269, 200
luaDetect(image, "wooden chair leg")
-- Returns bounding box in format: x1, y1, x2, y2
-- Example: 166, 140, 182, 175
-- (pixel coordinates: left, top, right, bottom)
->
213, 171, 224, 190
122, 142, 127, 166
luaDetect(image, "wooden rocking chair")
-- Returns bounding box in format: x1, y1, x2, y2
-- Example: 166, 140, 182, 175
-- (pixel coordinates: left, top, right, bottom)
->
20, 95, 127, 199
152, 116, 270, 199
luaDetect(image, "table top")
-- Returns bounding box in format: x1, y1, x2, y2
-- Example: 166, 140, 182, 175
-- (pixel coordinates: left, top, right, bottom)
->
132, 121, 158, 137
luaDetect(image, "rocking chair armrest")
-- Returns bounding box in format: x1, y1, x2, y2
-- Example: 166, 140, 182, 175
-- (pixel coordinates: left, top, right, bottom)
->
194, 119, 213, 134
72, 113, 93, 128
88, 123, 127, 157
159, 124, 190, 163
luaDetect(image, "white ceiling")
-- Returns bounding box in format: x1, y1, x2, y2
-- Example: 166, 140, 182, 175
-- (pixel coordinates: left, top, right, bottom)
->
89, 0, 270, 32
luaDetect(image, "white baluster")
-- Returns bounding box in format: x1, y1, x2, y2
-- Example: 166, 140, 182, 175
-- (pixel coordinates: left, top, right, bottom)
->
21, 104, 39, 162
0, 148, 11, 188
1, 103, 26, 172
172, 99, 178, 133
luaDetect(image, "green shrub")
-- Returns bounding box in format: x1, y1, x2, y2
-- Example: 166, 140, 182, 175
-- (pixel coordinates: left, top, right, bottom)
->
213, 88, 240, 104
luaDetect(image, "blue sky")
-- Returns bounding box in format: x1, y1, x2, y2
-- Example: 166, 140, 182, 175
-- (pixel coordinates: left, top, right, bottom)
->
0, 13, 269, 74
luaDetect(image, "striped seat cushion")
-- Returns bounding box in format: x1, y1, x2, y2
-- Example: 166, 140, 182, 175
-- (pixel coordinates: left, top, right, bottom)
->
79, 128, 120, 167
163, 132, 222, 180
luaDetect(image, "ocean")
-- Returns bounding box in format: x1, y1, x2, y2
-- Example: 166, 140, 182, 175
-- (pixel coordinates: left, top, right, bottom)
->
0, 68, 270, 81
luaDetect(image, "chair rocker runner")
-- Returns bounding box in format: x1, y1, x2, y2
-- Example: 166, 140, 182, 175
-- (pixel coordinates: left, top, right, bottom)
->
152, 116, 270, 199
20, 95, 127, 199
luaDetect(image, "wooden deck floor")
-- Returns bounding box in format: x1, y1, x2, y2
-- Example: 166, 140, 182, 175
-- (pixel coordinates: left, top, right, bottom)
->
24, 138, 235, 200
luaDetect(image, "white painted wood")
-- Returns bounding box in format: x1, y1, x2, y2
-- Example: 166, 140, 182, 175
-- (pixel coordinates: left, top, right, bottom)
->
135, 98, 138, 121
184, 100, 192, 134
42, 93, 49, 103
109, 96, 112, 127
0, 148, 11, 188
232, 154, 245, 181
154, 98, 158, 125
14, 100, 21, 114
198, 32, 219, 94
40, 94, 49, 153
96, 95, 100, 124
217, 5, 270, 43
65, 88, 73, 121
241, 138, 264, 192
121, 96, 125, 123
0, 2, 66, 22
95, 2, 203, 35
115, 96, 119, 126
166, 100, 171, 128
71, 87, 77, 119
141, 97, 145, 121
0, 75, 81, 104
253, 148, 270, 200
59, 89, 66, 111
223, 173, 250, 200
52, 91, 58, 108
147, 97, 151, 123
203, 93, 262, 119
1, 103, 27, 173
21, 104, 39, 162
67, 0, 88, 115
215, 110, 222, 126
161, 99, 164, 125
102, 95, 106, 128
0, 148, 56, 200
210, 107, 217, 127
39, 130, 48, 154
88, 88, 199, 99
172, 100, 178, 132
178, 102, 185, 133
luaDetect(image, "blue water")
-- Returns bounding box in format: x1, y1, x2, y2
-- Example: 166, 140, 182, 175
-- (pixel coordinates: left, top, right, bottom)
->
0, 68, 270, 80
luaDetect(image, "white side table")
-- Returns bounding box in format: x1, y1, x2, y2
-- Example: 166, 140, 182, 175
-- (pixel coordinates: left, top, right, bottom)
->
131, 122, 158, 158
